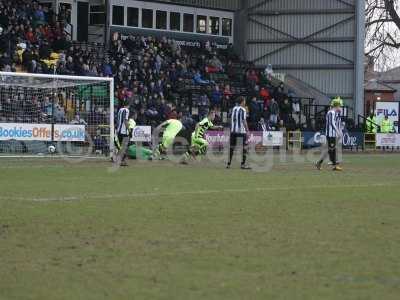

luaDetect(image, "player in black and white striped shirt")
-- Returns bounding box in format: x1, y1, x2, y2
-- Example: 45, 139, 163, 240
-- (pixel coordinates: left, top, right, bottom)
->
114, 100, 130, 166
227, 97, 251, 170
316, 97, 343, 171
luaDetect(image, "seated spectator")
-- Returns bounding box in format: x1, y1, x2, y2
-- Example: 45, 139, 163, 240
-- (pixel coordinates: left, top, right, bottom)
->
211, 85, 222, 108
70, 114, 87, 125
223, 84, 233, 97
25, 27, 37, 44
167, 107, 178, 120
102, 60, 113, 77
222, 84, 233, 109
193, 70, 211, 85
247, 69, 259, 87
93, 128, 107, 154
146, 104, 159, 123
258, 117, 272, 132
34, 5, 46, 25
198, 90, 210, 119
136, 107, 148, 125
42, 97, 52, 116
206, 55, 223, 73
54, 103, 66, 123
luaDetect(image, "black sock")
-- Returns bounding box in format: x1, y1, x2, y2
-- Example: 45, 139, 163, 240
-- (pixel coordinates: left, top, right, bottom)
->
228, 147, 234, 165
328, 148, 336, 165
241, 147, 247, 165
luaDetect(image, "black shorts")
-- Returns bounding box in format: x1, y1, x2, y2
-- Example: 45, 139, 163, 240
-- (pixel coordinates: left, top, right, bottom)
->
230, 133, 247, 147
327, 137, 337, 149
115, 133, 129, 150
118, 133, 129, 142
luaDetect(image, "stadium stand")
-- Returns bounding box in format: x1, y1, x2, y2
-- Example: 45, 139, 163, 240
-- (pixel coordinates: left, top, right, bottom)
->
0, 0, 312, 134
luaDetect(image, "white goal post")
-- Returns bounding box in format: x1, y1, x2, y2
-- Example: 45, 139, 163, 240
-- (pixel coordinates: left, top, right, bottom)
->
0, 72, 114, 157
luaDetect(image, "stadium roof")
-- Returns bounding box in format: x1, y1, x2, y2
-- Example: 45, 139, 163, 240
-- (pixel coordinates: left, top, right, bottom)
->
364, 80, 396, 92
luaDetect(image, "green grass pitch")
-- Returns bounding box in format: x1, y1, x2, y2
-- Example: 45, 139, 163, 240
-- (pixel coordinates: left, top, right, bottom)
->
1, 154, 400, 300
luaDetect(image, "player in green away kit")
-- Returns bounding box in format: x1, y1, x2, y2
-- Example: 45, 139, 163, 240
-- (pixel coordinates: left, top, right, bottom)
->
181, 110, 222, 164
153, 118, 183, 159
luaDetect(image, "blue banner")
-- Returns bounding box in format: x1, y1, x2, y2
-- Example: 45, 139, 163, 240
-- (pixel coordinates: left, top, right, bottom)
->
342, 131, 364, 148
302, 131, 364, 149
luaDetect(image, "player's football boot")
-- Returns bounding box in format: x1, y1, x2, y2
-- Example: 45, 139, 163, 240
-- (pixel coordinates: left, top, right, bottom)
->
241, 164, 252, 170
315, 161, 322, 170
332, 166, 343, 171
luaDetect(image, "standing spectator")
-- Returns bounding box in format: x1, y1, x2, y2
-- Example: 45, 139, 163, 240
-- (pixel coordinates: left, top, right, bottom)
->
269, 98, 279, 126
248, 96, 261, 130
279, 98, 292, 127
273, 82, 286, 103
264, 64, 273, 81
288, 90, 300, 114
260, 87, 271, 105
380, 115, 394, 133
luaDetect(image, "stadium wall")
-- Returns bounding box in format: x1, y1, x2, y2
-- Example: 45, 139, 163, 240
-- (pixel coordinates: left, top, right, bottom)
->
240, 0, 364, 118
107, 0, 235, 44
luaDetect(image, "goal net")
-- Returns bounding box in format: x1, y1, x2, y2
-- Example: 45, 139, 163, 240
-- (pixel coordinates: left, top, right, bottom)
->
0, 72, 114, 157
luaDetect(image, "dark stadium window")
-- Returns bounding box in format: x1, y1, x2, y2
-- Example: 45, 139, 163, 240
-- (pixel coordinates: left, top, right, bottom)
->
208, 16, 219, 35
142, 9, 153, 28
170, 12, 181, 31
222, 18, 232, 36
112, 5, 124, 26
197, 15, 207, 34
183, 13, 194, 32
156, 10, 167, 30
90, 5, 104, 13
90, 5, 105, 25
127, 7, 139, 27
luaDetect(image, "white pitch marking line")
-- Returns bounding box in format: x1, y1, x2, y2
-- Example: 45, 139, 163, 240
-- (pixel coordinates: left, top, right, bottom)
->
0, 183, 394, 203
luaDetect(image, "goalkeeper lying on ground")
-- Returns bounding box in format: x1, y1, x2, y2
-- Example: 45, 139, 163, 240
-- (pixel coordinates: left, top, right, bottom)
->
181, 110, 223, 164
114, 118, 153, 161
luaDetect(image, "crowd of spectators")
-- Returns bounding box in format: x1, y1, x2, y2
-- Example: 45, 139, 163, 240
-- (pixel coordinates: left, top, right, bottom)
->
0, 0, 73, 73
0, 0, 304, 133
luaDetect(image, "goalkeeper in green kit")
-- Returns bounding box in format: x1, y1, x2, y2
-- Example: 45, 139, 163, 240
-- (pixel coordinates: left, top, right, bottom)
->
181, 110, 223, 164
114, 117, 153, 161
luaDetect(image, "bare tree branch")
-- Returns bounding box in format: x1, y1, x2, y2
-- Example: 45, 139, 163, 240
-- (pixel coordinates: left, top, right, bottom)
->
365, 0, 400, 70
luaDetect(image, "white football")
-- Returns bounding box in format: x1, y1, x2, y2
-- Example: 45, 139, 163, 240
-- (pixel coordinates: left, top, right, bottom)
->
48, 145, 56, 154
